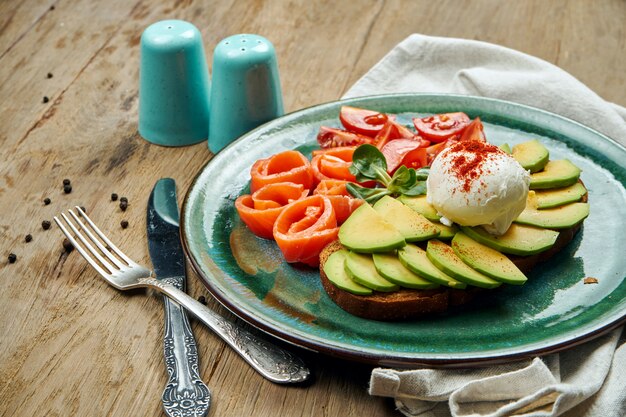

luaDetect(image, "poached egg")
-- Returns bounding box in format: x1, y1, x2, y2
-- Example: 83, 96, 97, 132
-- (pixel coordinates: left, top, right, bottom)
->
426, 140, 530, 235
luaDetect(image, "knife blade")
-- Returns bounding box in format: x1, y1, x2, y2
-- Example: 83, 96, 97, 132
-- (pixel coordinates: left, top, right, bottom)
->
147, 178, 211, 417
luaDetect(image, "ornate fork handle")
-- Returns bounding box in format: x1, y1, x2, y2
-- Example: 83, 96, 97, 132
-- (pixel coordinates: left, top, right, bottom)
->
141, 278, 311, 384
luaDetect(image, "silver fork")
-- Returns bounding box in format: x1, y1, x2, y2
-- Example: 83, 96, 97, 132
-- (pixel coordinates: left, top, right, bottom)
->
54, 207, 311, 385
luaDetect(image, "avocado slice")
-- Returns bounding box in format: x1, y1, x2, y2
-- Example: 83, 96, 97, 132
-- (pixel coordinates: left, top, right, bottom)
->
398, 195, 441, 221
460, 224, 559, 256
426, 240, 501, 289
345, 251, 399, 292
373, 196, 440, 242
432, 222, 458, 240
530, 159, 581, 189
323, 249, 372, 295
451, 232, 527, 285
515, 202, 589, 229
339, 203, 405, 253
533, 182, 587, 209
398, 244, 467, 289
512, 139, 550, 173
372, 252, 439, 289
499, 142, 512, 154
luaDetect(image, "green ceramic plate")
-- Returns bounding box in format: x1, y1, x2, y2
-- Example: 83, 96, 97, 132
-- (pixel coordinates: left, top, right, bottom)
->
182, 94, 626, 367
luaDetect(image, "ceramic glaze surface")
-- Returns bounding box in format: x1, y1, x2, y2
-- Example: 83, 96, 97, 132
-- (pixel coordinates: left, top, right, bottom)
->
208, 34, 284, 153
139, 20, 211, 146
182, 94, 626, 366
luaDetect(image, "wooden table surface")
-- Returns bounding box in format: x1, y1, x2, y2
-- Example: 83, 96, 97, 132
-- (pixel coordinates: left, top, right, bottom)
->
1, 1, 624, 416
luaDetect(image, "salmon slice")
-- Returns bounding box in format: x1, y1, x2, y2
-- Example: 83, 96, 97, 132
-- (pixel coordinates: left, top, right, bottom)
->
252, 182, 309, 210
273, 195, 339, 266
250, 150, 315, 193
235, 182, 310, 239
314, 180, 364, 224
311, 146, 357, 182
324, 195, 364, 225
313, 179, 351, 197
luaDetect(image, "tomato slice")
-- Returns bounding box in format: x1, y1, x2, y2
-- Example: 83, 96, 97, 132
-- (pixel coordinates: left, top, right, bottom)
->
374, 121, 424, 150
425, 138, 458, 165
401, 147, 428, 170
413, 112, 471, 142
381, 139, 427, 173
339, 106, 390, 136
458, 117, 486, 142
316, 126, 374, 149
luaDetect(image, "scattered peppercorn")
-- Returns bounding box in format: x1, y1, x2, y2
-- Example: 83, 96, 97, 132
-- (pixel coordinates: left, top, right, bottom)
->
8, 253, 17, 263
63, 184, 72, 194
63, 178, 71, 186
198, 295, 207, 305
120, 197, 128, 203
119, 200, 128, 211
62, 238, 74, 252
111, 193, 118, 201
47, 72, 53, 79
43, 96, 49, 103
42, 220, 51, 230
120, 220, 129, 229
80, 206, 86, 213
25, 234, 33, 243
43, 197, 51, 205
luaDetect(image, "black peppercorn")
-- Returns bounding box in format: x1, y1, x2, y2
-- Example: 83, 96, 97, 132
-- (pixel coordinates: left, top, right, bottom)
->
47, 72, 53, 79
198, 295, 207, 305
43, 197, 51, 205
25, 234, 33, 243
63, 184, 72, 194
80, 206, 86, 213
111, 193, 118, 201
120, 197, 128, 203
63, 178, 71, 186
43, 96, 49, 103
119, 200, 128, 211
62, 238, 74, 252
42, 220, 51, 230
120, 220, 129, 229
8, 253, 17, 263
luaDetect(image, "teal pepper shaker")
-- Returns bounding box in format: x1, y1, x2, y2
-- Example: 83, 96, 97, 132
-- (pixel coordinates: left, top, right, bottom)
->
208, 34, 284, 153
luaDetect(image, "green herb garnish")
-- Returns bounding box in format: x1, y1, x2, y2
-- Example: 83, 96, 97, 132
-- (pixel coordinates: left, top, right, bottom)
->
346, 144, 429, 203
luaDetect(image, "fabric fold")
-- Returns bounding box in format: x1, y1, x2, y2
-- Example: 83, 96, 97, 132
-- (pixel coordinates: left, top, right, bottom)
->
348, 33, 626, 417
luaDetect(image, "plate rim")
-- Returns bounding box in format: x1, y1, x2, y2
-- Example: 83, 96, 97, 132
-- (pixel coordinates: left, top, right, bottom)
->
181, 93, 626, 367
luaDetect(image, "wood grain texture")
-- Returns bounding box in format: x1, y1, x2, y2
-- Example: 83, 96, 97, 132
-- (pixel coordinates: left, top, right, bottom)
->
0, 0, 624, 416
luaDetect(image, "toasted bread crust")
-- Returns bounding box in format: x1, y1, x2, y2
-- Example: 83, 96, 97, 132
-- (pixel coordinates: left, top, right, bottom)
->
319, 185, 587, 321
319, 241, 482, 321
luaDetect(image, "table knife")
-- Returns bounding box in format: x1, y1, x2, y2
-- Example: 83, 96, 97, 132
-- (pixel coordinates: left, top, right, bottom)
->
148, 178, 211, 417
147, 178, 311, 385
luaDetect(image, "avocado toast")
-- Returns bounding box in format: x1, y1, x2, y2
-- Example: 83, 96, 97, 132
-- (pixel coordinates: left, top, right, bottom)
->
319, 138, 590, 320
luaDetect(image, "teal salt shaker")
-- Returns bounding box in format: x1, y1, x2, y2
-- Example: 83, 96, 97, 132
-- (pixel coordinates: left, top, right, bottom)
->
138, 20, 211, 146
208, 34, 284, 153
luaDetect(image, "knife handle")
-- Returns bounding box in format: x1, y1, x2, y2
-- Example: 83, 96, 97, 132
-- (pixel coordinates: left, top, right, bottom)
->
161, 296, 211, 417
141, 278, 311, 384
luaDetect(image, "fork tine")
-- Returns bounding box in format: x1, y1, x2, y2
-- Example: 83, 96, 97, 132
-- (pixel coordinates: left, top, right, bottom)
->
54, 214, 113, 279
74, 206, 135, 265
68, 209, 127, 270
59, 211, 118, 275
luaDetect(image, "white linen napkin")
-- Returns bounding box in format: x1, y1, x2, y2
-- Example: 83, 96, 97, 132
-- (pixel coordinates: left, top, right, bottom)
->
342, 34, 626, 417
